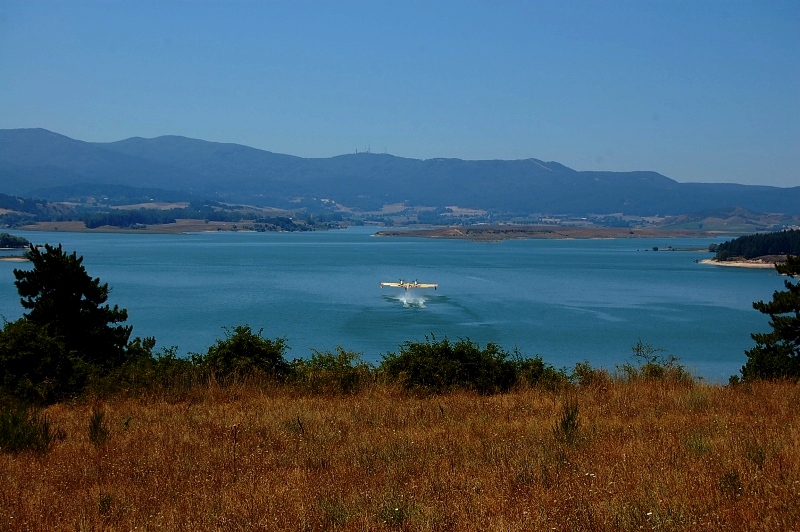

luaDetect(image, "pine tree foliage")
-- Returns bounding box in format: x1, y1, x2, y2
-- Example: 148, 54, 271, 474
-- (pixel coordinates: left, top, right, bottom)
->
742, 255, 800, 380
13, 244, 132, 369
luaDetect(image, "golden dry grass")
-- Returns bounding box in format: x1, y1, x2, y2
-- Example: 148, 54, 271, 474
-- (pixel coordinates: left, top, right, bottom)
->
2, 379, 798, 530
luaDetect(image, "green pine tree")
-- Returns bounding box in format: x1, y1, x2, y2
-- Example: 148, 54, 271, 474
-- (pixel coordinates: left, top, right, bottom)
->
13, 244, 132, 370
742, 255, 800, 380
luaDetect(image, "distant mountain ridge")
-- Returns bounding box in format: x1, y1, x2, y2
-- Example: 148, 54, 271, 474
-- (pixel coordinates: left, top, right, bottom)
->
1, 128, 798, 216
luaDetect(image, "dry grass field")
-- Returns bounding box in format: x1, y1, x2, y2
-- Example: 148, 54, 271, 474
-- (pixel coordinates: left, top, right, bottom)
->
2, 379, 798, 531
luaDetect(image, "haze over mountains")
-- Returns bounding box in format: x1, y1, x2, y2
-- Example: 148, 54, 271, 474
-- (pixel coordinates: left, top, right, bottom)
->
1, 128, 798, 216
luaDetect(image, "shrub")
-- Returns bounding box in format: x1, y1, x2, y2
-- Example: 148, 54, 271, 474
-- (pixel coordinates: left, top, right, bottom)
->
291, 347, 373, 394
0, 319, 81, 404
379, 336, 516, 394
571, 360, 611, 387
617, 340, 692, 383
149, 347, 200, 389
196, 325, 290, 382
514, 353, 568, 389
93, 341, 199, 396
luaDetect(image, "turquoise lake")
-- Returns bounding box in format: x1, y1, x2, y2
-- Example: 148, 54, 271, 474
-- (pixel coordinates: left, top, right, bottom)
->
0, 226, 787, 382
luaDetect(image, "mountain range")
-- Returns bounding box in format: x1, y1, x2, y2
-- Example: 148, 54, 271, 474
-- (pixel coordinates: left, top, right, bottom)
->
1, 128, 798, 216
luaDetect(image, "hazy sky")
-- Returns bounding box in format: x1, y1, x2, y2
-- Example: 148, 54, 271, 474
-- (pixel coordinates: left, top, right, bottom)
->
1, 1, 797, 187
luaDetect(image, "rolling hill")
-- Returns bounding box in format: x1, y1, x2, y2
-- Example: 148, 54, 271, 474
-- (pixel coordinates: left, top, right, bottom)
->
1, 128, 798, 216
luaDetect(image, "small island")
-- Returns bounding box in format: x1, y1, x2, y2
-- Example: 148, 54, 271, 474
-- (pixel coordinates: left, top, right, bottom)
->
0, 232, 29, 248
375, 225, 715, 241
0, 232, 31, 261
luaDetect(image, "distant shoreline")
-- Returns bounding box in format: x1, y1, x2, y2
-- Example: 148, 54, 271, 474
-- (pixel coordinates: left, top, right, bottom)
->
8, 221, 743, 241
375, 225, 722, 241
15, 219, 267, 234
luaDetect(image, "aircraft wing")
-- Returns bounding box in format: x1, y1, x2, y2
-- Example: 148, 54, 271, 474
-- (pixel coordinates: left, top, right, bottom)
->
381, 281, 438, 290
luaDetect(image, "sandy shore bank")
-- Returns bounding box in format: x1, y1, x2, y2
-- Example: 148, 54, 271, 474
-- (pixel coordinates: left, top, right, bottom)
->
699, 258, 778, 269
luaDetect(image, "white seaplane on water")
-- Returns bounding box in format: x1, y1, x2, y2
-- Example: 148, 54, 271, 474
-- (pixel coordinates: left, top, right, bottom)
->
380, 279, 438, 291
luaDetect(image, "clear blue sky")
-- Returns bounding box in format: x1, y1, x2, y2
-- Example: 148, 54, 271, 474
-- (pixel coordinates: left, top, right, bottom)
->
1, 1, 797, 187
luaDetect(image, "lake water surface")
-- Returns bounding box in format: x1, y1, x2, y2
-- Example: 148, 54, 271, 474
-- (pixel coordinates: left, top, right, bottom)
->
0, 227, 786, 382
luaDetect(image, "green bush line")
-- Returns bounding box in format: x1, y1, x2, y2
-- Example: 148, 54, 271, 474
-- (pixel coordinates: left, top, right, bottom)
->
1, 326, 705, 457
2, 245, 798, 412
2, 322, 702, 407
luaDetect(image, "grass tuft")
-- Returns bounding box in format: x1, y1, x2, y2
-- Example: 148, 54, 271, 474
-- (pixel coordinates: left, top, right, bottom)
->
378, 490, 415, 528
719, 470, 743, 499
0, 402, 63, 454
98, 492, 113, 517
685, 431, 710, 456
553, 397, 580, 446
88, 406, 110, 447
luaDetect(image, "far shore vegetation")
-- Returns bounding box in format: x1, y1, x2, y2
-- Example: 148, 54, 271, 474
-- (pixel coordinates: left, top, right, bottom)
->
709, 228, 800, 263
0, 232, 29, 248
0, 193, 346, 233
3, 187, 799, 236
1, 244, 798, 529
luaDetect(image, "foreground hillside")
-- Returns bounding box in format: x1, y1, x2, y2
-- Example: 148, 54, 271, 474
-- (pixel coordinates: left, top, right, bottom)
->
2, 211, 798, 530
2, 379, 797, 530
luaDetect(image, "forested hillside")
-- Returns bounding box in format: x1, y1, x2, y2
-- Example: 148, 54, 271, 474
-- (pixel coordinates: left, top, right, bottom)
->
3, 128, 800, 217
0, 192, 75, 226
713, 229, 800, 260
